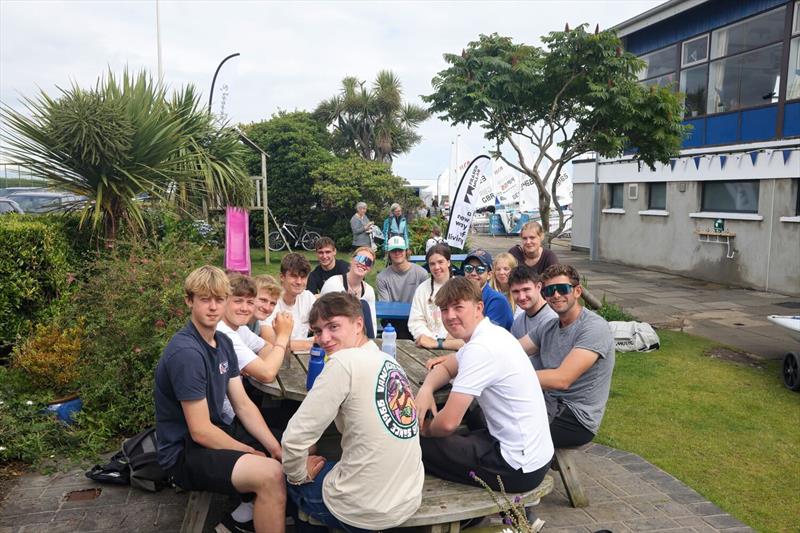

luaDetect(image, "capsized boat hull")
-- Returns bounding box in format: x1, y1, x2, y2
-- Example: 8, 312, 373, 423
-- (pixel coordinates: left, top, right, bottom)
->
767, 315, 800, 343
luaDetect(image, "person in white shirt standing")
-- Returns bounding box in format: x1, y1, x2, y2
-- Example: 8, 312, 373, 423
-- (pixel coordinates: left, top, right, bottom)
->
416, 277, 553, 493
265, 253, 316, 351
408, 243, 464, 351
282, 292, 424, 532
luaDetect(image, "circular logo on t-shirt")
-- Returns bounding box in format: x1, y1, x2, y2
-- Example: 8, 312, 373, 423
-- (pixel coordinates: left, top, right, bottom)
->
374, 359, 418, 439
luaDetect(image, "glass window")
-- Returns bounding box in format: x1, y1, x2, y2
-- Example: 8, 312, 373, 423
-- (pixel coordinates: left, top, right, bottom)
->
638, 45, 677, 81
702, 180, 759, 213
680, 65, 708, 116
648, 183, 667, 210
642, 73, 677, 89
711, 7, 786, 59
794, 1, 800, 35
707, 43, 783, 112
609, 184, 624, 209
682, 35, 709, 66
789, 37, 800, 100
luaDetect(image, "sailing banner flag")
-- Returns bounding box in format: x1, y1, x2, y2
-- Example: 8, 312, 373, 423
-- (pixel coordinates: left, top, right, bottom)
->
446, 155, 490, 249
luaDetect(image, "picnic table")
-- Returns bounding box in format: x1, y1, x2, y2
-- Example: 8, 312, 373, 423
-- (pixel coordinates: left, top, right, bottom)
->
410, 253, 468, 264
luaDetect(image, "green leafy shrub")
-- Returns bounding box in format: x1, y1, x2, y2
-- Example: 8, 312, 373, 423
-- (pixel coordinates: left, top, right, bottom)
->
73, 240, 212, 436
0, 215, 73, 348
11, 321, 84, 396
597, 295, 635, 322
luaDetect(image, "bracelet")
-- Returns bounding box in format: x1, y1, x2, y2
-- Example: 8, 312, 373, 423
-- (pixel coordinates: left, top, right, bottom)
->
437, 338, 444, 350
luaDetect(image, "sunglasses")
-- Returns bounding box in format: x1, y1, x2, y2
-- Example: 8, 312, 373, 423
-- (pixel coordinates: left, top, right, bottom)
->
463, 264, 487, 274
353, 255, 374, 268
541, 283, 577, 298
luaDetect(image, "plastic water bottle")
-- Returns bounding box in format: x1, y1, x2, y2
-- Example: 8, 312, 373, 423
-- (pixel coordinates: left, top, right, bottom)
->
382, 323, 397, 359
306, 344, 326, 390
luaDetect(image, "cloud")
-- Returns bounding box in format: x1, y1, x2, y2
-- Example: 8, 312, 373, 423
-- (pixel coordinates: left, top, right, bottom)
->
1, 0, 661, 178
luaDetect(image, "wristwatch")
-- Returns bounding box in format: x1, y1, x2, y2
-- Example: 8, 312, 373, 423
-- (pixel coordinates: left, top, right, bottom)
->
437, 338, 444, 350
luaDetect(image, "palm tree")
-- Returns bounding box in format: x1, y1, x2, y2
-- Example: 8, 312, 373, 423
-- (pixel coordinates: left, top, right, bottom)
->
315, 70, 430, 165
0, 69, 251, 240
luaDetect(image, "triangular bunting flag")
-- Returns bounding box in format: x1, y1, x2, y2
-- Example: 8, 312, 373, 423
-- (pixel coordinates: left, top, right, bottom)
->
693, 156, 701, 170
670, 159, 676, 171
750, 151, 758, 165
720, 155, 727, 169
784, 149, 792, 165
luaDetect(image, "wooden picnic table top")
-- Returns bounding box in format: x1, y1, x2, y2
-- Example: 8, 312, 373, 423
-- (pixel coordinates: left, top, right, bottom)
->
249, 339, 451, 402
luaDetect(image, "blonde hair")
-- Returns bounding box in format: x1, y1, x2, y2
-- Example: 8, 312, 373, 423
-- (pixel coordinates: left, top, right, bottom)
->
185, 265, 231, 300
521, 220, 544, 236
254, 274, 281, 298
353, 246, 375, 259
490, 252, 518, 312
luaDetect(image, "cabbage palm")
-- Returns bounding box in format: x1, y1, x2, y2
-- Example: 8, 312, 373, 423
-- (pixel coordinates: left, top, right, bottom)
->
315, 70, 429, 165
0, 69, 251, 239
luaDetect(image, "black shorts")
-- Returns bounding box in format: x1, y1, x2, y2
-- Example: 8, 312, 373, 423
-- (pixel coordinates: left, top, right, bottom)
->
167, 418, 276, 495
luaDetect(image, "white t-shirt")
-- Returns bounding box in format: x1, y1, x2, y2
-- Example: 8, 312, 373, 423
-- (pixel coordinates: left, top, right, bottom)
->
265, 290, 316, 340
408, 278, 447, 340
452, 317, 553, 472
217, 320, 266, 422
320, 275, 377, 338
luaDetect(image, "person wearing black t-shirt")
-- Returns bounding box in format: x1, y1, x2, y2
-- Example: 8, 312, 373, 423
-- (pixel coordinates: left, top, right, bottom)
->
306, 236, 350, 294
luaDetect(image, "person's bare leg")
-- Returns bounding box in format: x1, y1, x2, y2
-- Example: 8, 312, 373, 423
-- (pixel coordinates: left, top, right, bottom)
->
231, 454, 286, 533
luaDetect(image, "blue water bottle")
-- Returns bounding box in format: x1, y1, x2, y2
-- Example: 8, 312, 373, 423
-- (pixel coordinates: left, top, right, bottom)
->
306, 344, 326, 390
382, 323, 397, 359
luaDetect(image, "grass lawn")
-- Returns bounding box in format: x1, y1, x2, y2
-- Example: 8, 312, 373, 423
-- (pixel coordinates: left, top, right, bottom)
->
597, 330, 800, 533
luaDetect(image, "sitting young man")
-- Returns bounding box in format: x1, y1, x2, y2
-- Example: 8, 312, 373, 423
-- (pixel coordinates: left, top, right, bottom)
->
306, 237, 350, 294
248, 274, 282, 342
265, 252, 316, 351
416, 277, 553, 493
509, 265, 557, 340
154, 266, 286, 533
519, 264, 615, 449
281, 292, 424, 532
376, 236, 429, 339
462, 249, 514, 331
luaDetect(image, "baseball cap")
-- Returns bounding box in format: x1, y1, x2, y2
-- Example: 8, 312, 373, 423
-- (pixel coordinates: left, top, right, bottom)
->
464, 248, 493, 269
386, 236, 408, 251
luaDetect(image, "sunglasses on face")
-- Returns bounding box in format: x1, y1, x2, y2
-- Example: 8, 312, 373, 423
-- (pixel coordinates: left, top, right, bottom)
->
353, 255, 374, 267
463, 264, 487, 274
541, 283, 577, 298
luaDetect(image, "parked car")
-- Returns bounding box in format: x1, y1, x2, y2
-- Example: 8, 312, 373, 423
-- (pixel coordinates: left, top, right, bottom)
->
6, 189, 86, 213
0, 197, 24, 214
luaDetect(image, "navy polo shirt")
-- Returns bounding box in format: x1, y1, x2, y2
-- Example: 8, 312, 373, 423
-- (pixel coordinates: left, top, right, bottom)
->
154, 321, 240, 469
482, 283, 514, 331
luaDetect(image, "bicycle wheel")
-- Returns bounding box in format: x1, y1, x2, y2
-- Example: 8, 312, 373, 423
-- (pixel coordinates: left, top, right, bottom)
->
268, 231, 285, 251
301, 231, 321, 251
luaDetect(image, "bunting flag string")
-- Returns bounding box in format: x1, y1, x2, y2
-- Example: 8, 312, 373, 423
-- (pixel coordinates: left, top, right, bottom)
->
719, 155, 727, 169
749, 151, 759, 166
693, 156, 702, 170
784, 149, 793, 164
670, 159, 677, 171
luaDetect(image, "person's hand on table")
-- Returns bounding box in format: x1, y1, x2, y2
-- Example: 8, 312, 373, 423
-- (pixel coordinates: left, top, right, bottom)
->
273, 312, 294, 338
416, 336, 438, 349
425, 355, 449, 370
306, 455, 326, 481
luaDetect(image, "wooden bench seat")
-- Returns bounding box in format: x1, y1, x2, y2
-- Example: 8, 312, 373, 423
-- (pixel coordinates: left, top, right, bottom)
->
299, 474, 553, 532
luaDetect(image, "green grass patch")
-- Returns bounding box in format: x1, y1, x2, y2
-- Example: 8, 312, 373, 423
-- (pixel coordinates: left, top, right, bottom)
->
597, 330, 800, 533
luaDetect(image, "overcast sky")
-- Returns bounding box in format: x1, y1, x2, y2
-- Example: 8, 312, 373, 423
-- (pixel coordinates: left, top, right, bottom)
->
0, 0, 662, 182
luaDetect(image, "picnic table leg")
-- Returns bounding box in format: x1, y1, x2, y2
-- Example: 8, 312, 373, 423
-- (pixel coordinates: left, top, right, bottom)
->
180, 491, 212, 533
554, 448, 589, 508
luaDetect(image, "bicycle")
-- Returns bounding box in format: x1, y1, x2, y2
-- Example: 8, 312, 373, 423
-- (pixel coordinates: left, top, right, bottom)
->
268, 221, 321, 252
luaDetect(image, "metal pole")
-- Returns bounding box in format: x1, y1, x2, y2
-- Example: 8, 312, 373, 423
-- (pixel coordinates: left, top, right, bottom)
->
262, 153, 269, 265
589, 154, 600, 261
156, 0, 163, 82
208, 53, 240, 113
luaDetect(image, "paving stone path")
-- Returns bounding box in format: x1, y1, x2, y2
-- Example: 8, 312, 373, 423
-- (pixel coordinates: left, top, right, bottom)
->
0, 442, 755, 532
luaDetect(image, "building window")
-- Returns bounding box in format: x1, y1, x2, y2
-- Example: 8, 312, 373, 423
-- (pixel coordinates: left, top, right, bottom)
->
702, 180, 759, 213
609, 184, 624, 208
681, 64, 709, 116
710, 7, 786, 59
794, 1, 800, 35
682, 35, 709, 67
707, 43, 782, 113
789, 37, 800, 101
648, 183, 667, 210
638, 45, 677, 87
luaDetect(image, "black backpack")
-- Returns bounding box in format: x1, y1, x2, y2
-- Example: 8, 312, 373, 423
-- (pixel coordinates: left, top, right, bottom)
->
86, 427, 167, 492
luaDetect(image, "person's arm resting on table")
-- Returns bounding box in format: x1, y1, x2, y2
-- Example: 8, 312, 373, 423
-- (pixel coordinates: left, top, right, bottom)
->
536, 348, 599, 391
417, 355, 470, 437
243, 313, 293, 383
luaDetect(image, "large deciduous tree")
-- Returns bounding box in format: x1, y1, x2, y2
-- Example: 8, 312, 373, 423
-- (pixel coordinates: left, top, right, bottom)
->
315, 70, 430, 166
424, 28, 687, 241
0, 70, 251, 240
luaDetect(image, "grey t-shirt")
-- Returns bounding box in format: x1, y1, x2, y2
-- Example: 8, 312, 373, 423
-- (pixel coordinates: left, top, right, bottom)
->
511, 303, 558, 340
377, 263, 429, 303
528, 307, 615, 434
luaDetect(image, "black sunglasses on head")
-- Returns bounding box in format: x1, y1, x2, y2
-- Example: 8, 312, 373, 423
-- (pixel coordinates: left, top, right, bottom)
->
541, 283, 577, 298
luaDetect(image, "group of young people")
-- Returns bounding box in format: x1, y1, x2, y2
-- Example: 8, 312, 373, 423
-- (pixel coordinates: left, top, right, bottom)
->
154, 220, 615, 533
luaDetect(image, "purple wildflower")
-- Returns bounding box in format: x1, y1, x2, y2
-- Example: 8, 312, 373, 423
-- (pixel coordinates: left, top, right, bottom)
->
514, 495, 521, 503
468, 470, 476, 479
503, 517, 512, 525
